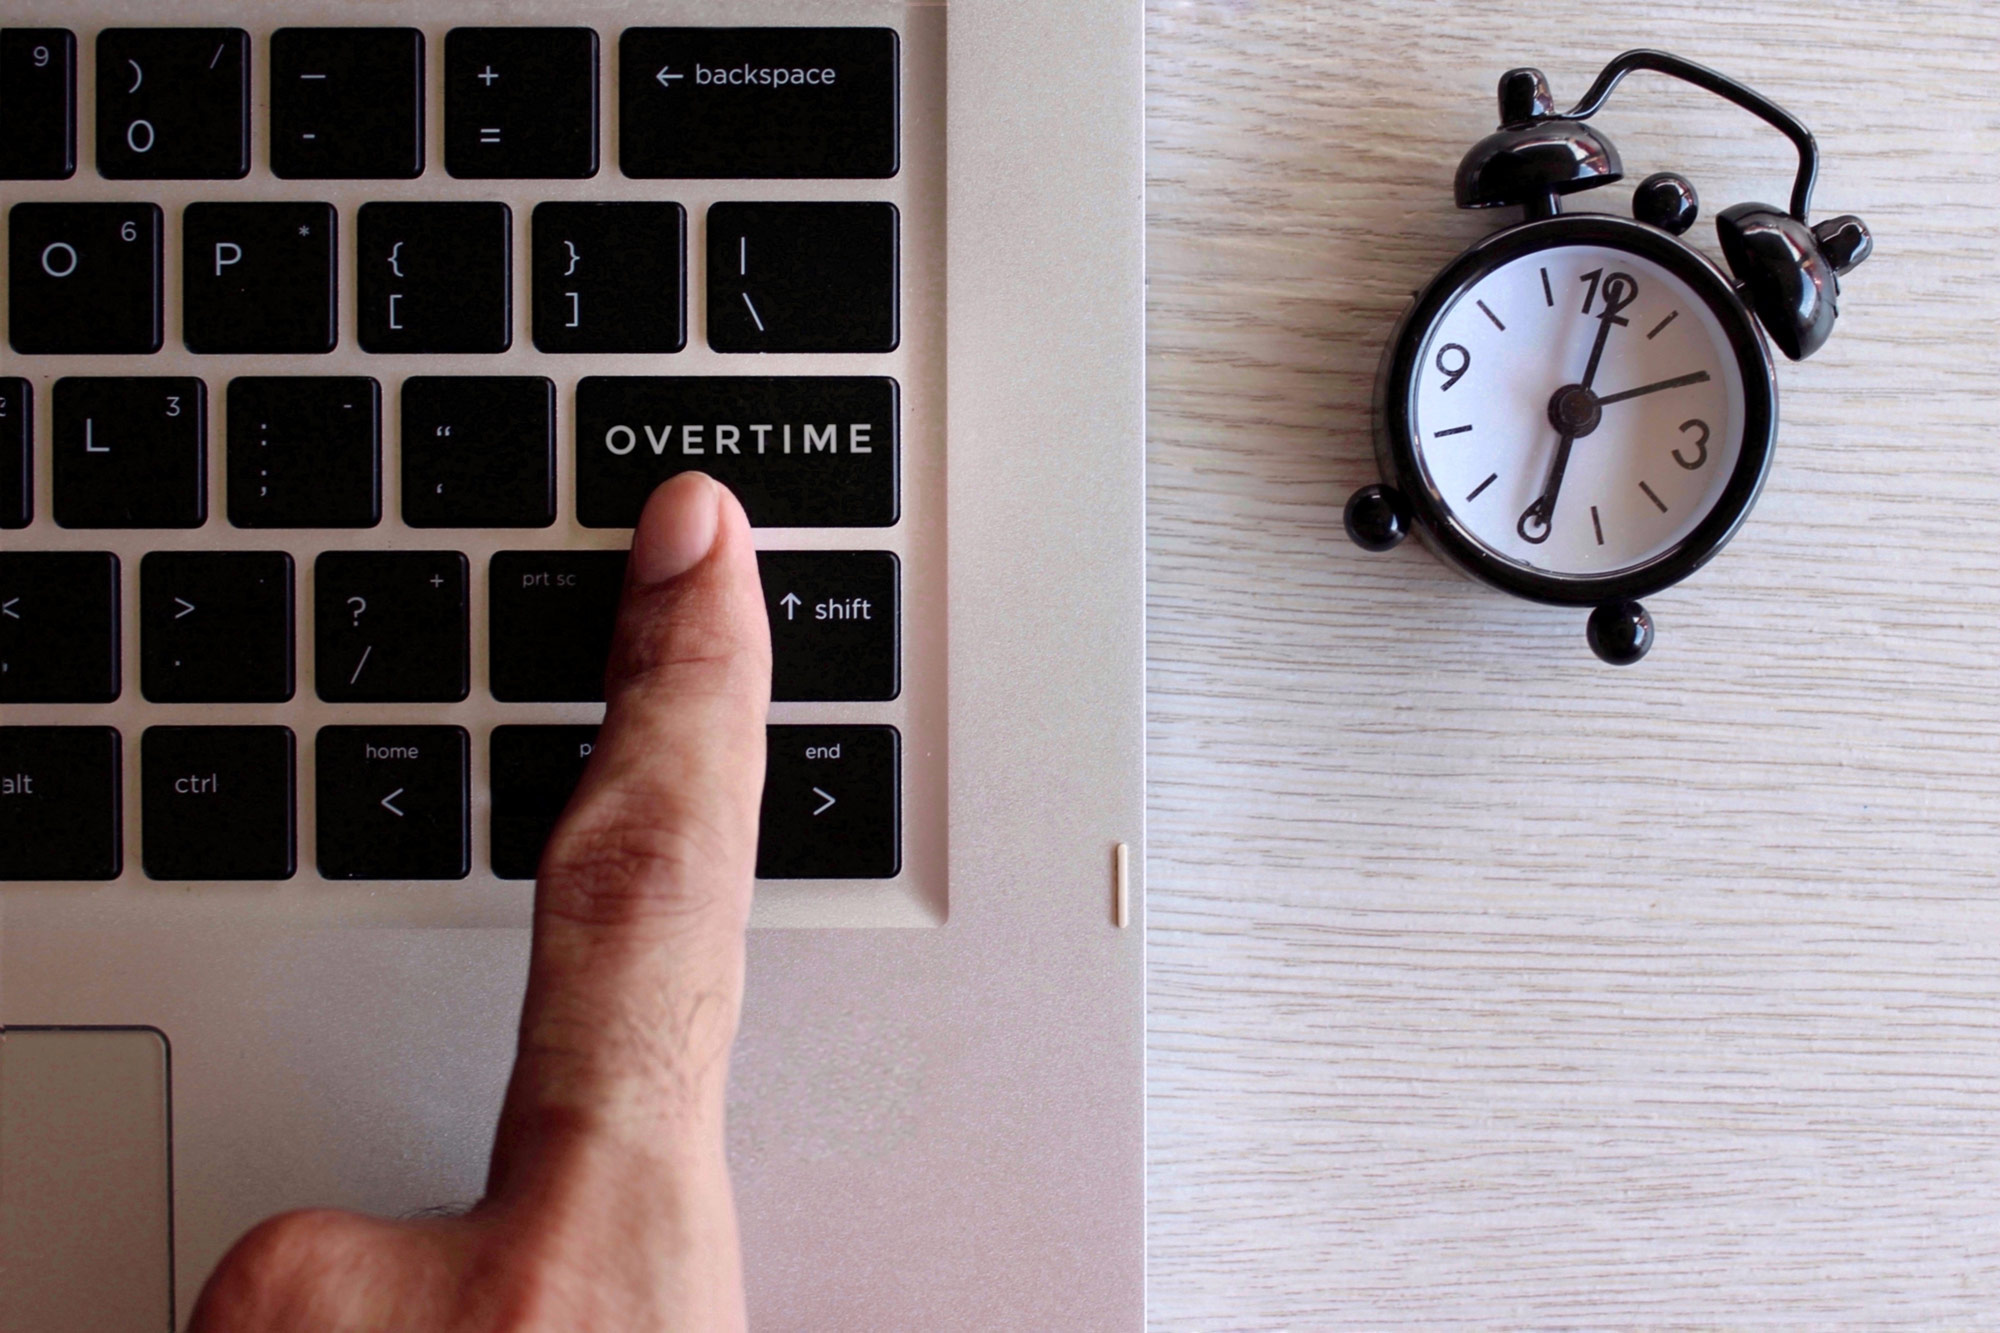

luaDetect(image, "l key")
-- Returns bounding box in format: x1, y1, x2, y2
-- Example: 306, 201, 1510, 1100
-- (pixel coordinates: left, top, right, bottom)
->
52, 377, 206, 528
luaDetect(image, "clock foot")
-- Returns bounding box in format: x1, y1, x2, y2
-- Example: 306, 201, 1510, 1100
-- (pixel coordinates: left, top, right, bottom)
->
1344, 484, 1413, 552
1587, 599, 1654, 665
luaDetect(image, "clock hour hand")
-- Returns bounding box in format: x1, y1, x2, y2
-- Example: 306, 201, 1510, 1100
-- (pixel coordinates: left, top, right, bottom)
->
1596, 369, 1712, 406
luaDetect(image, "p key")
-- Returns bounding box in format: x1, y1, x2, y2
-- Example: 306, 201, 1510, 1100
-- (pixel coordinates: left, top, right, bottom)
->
96, 28, 250, 179
8, 203, 163, 354
182, 202, 337, 354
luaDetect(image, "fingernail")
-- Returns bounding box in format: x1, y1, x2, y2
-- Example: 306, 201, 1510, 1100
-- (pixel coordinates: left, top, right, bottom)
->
630, 472, 722, 586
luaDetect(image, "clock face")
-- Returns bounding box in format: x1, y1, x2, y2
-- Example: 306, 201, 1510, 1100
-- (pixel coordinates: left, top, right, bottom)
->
1409, 241, 1751, 580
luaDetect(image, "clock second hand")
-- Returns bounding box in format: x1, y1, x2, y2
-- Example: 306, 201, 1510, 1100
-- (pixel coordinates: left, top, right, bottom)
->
1518, 274, 1636, 545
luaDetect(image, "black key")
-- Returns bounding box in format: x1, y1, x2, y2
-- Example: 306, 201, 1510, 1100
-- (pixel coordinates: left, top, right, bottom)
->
620, 28, 898, 179
270, 28, 424, 180
357, 203, 512, 354
8, 203, 163, 354
52, 377, 205, 528
1, 379, 29, 528
0, 553, 120, 703
0, 728, 121, 881
489, 551, 625, 702
226, 377, 380, 529
314, 551, 469, 704
531, 202, 686, 353
316, 726, 469, 880
96, 28, 249, 180
445, 27, 598, 180
141, 726, 294, 881
759, 552, 899, 701
182, 202, 336, 354
759, 726, 900, 879
490, 725, 599, 880
139, 552, 293, 704
708, 203, 897, 353
401, 377, 555, 528
0, 30, 77, 179
576, 377, 897, 528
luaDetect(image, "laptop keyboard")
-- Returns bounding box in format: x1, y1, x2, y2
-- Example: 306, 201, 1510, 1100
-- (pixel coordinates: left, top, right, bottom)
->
0, 16, 932, 908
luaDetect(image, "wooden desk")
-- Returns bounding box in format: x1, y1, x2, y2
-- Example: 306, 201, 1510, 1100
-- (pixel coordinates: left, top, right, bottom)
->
1144, 2, 2000, 1324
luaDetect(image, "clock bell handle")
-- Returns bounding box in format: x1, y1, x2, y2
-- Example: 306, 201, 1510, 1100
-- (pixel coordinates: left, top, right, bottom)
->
1552, 48, 1819, 223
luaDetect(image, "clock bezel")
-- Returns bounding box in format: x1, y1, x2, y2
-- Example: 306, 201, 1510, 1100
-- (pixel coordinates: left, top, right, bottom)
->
1379, 213, 1777, 606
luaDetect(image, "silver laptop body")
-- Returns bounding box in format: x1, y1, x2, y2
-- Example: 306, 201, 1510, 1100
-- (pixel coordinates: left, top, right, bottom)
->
0, 1, 1145, 1327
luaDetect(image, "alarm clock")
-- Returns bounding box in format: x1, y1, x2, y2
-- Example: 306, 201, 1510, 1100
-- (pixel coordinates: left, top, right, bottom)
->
1345, 50, 1871, 664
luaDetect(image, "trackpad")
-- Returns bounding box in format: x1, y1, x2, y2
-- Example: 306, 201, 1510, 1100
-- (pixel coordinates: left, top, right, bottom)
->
0, 1027, 173, 1333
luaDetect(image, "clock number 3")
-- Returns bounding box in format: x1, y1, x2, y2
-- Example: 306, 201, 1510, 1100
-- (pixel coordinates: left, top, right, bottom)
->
1435, 342, 1470, 391
1673, 418, 1709, 470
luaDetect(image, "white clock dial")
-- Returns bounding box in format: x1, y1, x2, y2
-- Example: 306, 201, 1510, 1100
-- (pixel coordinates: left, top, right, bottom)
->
1410, 243, 1748, 578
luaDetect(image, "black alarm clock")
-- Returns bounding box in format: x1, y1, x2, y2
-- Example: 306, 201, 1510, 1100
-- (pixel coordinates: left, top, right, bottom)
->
1345, 50, 1871, 664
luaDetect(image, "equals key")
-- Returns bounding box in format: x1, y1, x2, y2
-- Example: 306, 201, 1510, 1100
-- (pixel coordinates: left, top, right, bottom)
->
314, 551, 468, 702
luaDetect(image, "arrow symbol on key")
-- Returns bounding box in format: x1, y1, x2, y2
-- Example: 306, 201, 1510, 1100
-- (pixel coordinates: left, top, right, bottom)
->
656, 66, 683, 87
380, 788, 406, 818
811, 787, 836, 817
0, 598, 18, 620
780, 592, 801, 620
173, 597, 196, 619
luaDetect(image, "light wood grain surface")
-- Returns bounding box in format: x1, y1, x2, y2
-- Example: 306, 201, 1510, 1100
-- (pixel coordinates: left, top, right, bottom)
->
1142, 2, 2000, 1326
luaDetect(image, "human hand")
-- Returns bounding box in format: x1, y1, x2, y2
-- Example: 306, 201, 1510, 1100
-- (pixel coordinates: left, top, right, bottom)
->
190, 472, 771, 1332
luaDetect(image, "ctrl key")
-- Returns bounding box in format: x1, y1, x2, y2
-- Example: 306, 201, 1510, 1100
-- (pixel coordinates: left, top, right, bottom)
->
0, 727, 122, 881
141, 727, 296, 881
317, 726, 469, 880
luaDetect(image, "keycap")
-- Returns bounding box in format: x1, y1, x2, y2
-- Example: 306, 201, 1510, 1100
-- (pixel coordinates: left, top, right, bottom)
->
575, 377, 898, 527
759, 552, 899, 701
445, 27, 598, 180
8, 203, 163, 354
52, 378, 205, 528
619, 28, 898, 179
708, 203, 898, 353
531, 202, 686, 353
0, 30, 77, 179
490, 725, 600, 879
1, 379, 29, 528
357, 203, 513, 354
0, 727, 121, 881
182, 202, 336, 354
96, 28, 249, 180
759, 726, 900, 879
0, 553, 120, 703
270, 28, 424, 180
315, 551, 469, 704
226, 377, 380, 529
140, 552, 294, 704
140, 726, 294, 881
317, 726, 469, 880
401, 377, 555, 528
489, 551, 626, 702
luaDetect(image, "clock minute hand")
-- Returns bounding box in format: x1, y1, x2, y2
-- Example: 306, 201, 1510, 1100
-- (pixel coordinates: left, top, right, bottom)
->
1596, 369, 1713, 407
1520, 278, 1635, 545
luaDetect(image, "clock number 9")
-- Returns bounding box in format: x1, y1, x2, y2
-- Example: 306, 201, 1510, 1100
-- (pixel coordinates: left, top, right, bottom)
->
1435, 342, 1470, 392
1673, 419, 1709, 470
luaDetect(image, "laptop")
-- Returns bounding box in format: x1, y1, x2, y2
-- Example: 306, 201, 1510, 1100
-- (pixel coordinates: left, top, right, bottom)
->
0, 2, 1145, 1327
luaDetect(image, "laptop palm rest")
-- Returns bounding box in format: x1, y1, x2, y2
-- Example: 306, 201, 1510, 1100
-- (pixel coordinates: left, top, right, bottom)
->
0, 1027, 173, 1333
